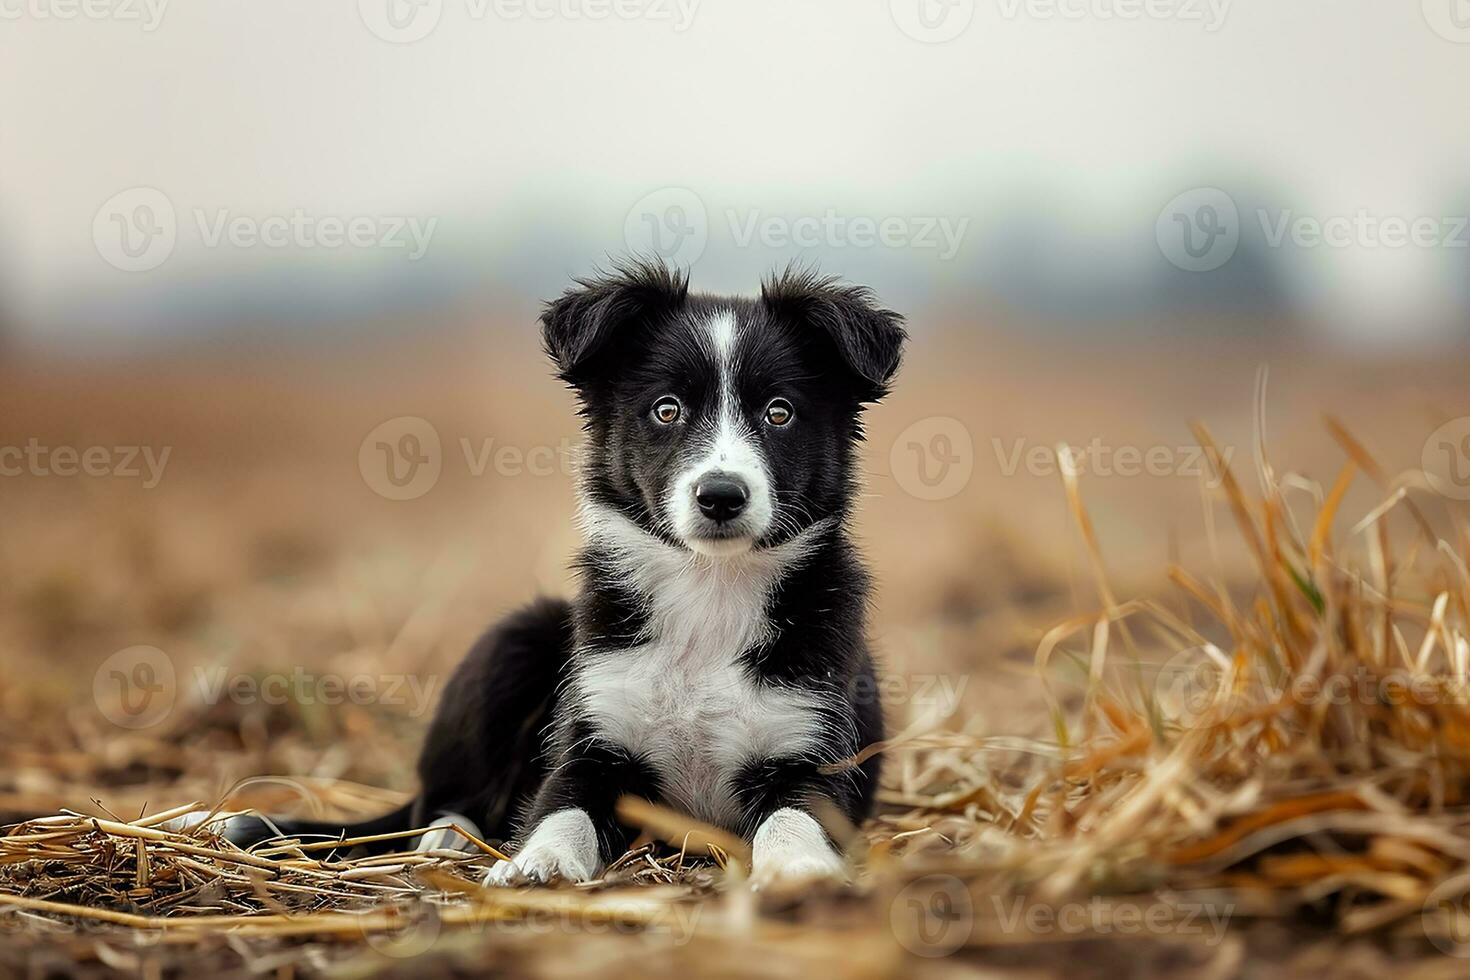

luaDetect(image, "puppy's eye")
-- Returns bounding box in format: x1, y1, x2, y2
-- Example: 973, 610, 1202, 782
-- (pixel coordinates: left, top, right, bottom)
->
764, 398, 794, 427
651, 396, 682, 425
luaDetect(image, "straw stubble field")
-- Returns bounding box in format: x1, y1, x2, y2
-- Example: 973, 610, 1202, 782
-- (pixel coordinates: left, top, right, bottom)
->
2, 323, 1469, 977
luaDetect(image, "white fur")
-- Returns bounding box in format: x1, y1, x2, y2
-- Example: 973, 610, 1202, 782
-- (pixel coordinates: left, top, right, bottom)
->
574, 502, 836, 828
160, 812, 253, 837
415, 812, 483, 853
667, 308, 774, 555
750, 807, 847, 888
485, 807, 600, 885
707, 305, 737, 358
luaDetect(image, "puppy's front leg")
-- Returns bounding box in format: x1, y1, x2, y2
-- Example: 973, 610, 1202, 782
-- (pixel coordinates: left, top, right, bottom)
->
737, 758, 872, 889
485, 737, 656, 886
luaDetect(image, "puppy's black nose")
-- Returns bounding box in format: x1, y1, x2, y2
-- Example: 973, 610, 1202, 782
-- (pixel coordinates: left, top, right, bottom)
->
695, 475, 748, 523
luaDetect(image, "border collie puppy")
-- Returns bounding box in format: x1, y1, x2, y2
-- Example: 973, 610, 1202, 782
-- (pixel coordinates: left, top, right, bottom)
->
220, 262, 905, 886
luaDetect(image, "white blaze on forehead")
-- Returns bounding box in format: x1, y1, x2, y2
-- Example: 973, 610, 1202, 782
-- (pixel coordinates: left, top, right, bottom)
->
707, 306, 737, 362
666, 308, 774, 554
703, 308, 750, 462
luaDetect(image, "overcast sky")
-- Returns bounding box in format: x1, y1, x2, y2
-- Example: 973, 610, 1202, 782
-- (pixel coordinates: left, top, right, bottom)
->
2, 0, 1467, 341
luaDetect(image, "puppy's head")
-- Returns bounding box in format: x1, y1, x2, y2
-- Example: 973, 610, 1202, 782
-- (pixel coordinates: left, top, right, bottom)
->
543, 260, 905, 557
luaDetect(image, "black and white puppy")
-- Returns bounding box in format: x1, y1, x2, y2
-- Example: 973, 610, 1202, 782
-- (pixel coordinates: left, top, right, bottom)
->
221, 262, 905, 886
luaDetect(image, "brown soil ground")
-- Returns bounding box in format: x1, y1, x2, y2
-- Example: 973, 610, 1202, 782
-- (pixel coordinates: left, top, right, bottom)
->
1, 319, 1467, 977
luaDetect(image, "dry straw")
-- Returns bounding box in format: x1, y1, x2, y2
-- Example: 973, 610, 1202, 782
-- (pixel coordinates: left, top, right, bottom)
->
4, 403, 1469, 968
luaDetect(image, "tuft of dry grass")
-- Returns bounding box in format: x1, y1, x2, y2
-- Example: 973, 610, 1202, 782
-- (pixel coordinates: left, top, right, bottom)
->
864, 405, 1470, 956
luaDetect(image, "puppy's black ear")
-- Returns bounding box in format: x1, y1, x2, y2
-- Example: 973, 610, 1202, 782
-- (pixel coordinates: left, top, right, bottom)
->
761, 267, 907, 402
541, 259, 689, 388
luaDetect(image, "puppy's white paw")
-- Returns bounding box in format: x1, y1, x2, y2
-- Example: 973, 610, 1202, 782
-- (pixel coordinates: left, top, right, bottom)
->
159, 812, 253, 839
415, 812, 484, 853
483, 808, 601, 886
749, 807, 848, 890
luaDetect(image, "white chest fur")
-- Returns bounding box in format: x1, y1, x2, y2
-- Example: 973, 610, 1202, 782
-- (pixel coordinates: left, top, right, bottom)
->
572, 504, 833, 828
577, 642, 824, 826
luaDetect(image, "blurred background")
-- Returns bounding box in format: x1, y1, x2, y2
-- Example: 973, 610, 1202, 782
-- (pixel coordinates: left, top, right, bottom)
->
1, 0, 1469, 823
